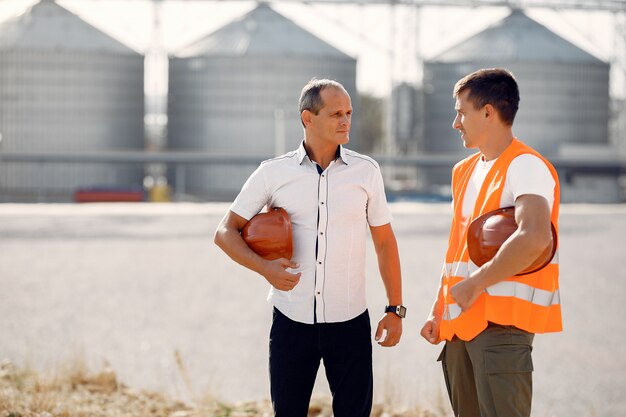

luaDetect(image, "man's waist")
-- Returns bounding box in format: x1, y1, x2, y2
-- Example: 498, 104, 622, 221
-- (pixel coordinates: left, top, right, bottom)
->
269, 292, 367, 324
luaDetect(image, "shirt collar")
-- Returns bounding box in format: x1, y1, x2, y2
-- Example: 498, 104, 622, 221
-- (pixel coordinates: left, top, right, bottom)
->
297, 141, 348, 166
297, 141, 308, 165
337, 145, 348, 164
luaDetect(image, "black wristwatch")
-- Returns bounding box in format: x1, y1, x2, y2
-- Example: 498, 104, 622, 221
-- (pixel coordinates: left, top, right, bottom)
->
385, 305, 406, 318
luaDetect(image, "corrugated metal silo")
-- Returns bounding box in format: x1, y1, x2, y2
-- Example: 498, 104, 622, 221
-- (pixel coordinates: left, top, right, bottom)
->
422, 9, 610, 189
167, 3, 357, 199
0, 0, 145, 200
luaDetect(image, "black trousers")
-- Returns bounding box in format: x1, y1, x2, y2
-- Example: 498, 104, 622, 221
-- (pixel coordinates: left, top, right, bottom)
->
269, 308, 373, 417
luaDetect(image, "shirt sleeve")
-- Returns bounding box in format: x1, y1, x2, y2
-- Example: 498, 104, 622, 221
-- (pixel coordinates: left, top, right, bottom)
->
366, 165, 393, 227
506, 154, 556, 209
229, 163, 270, 221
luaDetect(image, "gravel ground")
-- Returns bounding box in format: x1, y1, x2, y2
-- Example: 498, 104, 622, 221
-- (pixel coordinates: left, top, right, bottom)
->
1, 202, 625, 417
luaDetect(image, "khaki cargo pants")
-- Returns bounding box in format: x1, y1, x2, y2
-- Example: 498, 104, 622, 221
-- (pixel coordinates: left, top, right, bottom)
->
438, 323, 535, 417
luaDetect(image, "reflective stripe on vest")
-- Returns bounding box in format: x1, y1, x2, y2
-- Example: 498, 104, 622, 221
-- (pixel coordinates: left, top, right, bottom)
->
444, 286, 561, 321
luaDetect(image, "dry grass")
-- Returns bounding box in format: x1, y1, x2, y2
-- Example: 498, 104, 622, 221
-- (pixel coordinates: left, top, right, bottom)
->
0, 359, 446, 417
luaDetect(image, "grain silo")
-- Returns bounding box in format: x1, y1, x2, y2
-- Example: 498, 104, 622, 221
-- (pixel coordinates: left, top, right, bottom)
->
0, 0, 144, 200
422, 9, 611, 195
167, 2, 357, 199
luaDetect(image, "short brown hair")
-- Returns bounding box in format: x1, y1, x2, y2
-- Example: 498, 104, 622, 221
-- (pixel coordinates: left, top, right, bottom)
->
453, 68, 519, 126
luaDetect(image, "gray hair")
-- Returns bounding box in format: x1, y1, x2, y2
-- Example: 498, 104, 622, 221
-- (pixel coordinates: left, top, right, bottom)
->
299, 78, 347, 126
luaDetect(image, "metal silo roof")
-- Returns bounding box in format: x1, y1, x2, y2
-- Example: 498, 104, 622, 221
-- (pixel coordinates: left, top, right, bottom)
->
0, 0, 138, 54
433, 9, 604, 64
175, 2, 351, 59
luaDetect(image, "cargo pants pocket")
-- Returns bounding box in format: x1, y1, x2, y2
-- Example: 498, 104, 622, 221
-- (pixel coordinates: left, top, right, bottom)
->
484, 345, 534, 374
482, 344, 533, 417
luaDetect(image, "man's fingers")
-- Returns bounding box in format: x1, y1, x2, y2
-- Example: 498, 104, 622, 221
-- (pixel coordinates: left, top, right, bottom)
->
376, 316, 402, 347
277, 281, 295, 291
420, 321, 440, 344
379, 334, 399, 346
278, 258, 300, 269
285, 272, 301, 283
378, 329, 400, 346
428, 330, 438, 344
428, 326, 440, 344
374, 322, 384, 342
275, 272, 301, 291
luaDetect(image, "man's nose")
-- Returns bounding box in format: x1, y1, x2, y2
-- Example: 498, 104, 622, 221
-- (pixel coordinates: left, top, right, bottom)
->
452, 115, 461, 130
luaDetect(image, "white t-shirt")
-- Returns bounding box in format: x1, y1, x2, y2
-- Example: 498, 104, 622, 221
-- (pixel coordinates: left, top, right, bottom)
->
461, 154, 556, 219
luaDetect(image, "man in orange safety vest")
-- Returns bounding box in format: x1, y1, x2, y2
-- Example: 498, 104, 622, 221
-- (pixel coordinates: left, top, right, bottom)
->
419, 68, 562, 417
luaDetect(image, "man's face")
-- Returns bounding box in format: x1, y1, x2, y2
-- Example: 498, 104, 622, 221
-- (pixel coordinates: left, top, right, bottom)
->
308, 87, 352, 146
453, 89, 487, 149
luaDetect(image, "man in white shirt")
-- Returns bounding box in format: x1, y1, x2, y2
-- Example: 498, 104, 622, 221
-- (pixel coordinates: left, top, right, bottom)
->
214, 78, 404, 417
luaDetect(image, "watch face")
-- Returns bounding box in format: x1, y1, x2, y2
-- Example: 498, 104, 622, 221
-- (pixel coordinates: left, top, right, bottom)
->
386, 305, 406, 318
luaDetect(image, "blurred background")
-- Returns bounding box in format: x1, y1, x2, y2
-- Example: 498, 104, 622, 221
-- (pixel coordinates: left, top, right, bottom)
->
2, 2, 626, 416
0, 0, 625, 203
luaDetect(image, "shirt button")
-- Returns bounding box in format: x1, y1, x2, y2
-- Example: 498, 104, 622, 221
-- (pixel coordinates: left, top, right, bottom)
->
317, 292, 321, 295
320, 232, 323, 235
321, 202, 325, 205
318, 261, 322, 264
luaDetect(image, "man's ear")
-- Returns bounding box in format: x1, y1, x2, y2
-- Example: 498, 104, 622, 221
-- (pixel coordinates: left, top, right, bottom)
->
301, 110, 312, 127
484, 104, 496, 120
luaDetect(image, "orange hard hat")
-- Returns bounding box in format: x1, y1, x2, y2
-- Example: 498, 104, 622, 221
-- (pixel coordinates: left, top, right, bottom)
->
467, 206, 557, 276
241, 207, 293, 261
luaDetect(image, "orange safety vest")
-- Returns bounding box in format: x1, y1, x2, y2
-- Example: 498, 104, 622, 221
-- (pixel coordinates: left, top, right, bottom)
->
438, 138, 562, 341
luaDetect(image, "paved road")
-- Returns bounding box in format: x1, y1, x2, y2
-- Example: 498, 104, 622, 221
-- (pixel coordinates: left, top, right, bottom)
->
1, 203, 625, 416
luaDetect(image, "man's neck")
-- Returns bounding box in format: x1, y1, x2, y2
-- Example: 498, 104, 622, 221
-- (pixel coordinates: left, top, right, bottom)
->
303, 139, 339, 170
478, 130, 514, 162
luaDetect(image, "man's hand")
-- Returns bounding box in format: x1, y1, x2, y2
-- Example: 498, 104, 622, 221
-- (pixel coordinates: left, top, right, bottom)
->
215, 210, 301, 291
447, 194, 554, 311
375, 313, 402, 347
420, 317, 441, 345
449, 276, 483, 312
261, 258, 301, 291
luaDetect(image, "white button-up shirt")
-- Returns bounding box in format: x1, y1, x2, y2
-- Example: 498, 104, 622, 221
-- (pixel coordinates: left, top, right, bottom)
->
230, 142, 393, 324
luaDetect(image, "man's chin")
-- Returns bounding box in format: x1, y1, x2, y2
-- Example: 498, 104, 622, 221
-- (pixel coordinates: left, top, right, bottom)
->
461, 139, 476, 149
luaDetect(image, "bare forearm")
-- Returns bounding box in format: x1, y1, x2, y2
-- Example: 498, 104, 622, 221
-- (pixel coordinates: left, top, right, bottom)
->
370, 224, 403, 305
472, 193, 554, 289
376, 240, 403, 305
472, 229, 551, 290
381, 270, 402, 306
214, 226, 269, 276
372, 229, 404, 347
214, 211, 301, 291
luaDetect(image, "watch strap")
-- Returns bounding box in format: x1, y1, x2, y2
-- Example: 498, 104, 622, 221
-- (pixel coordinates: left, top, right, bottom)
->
385, 305, 406, 318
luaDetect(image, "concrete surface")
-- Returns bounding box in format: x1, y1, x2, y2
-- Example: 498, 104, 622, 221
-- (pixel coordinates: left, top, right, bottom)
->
1, 202, 625, 416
